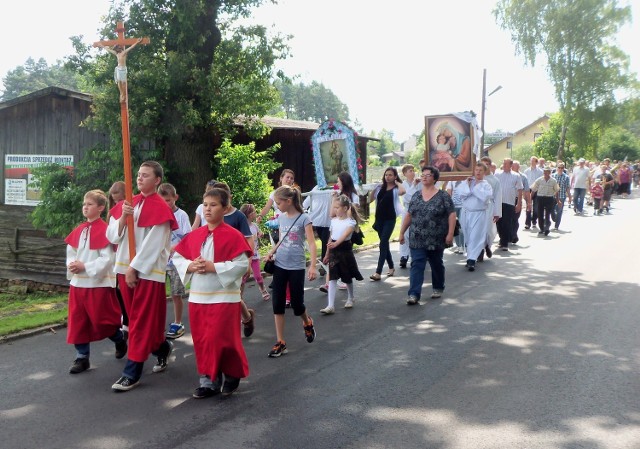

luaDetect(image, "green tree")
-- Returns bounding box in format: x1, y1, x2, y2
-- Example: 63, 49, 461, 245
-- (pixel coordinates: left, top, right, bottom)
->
494, 0, 635, 160
214, 140, 281, 208
512, 143, 535, 164
272, 79, 350, 123
66, 0, 290, 207
533, 113, 574, 162
1, 58, 84, 100
598, 126, 640, 161
367, 129, 399, 160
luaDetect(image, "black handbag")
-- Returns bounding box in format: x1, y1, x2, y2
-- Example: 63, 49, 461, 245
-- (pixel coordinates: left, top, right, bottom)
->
263, 260, 275, 274
454, 219, 461, 237
351, 226, 364, 245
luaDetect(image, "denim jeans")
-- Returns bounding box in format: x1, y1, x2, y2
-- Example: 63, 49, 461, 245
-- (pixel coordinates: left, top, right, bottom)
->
74, 329, 124, 358
573, 188, 586, 213
408, 247, 445, 300
553, 198, 565, 228
122, 338, 170, 380
375, 219, 396, 274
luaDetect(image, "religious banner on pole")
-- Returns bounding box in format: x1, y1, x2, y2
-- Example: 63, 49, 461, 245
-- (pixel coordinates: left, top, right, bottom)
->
310, 119, 363, 189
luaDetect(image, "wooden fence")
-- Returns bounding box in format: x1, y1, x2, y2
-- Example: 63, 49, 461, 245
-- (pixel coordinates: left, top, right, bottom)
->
0, 205, 67, 289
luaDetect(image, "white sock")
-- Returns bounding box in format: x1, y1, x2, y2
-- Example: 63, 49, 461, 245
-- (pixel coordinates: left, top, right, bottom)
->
346, 283, 354, 300
327, 280, 337, 309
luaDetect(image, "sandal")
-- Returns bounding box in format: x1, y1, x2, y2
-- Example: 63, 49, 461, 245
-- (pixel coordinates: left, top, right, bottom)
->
261, 290, 271, 301
242, 309, 256, 337
369, 273, 381, 281
386, 268, 395, 277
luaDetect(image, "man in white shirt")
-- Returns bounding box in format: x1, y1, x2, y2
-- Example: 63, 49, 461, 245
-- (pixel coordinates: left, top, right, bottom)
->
524, 156, 543, 229
571, 158, 591, 215
495, 158, 523, 250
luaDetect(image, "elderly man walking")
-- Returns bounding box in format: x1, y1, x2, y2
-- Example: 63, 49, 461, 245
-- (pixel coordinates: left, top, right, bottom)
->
530, 166, 560, 236
571, 158, 591, 215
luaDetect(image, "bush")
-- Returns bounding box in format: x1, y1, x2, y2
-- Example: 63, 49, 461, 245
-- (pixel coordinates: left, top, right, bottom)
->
214, 139, 282, 209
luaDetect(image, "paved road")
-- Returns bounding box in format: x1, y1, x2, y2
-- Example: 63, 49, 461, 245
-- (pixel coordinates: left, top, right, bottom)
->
2, 194, 640, 449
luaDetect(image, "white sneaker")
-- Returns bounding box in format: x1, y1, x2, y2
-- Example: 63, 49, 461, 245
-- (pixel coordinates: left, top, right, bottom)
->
320, 307, 335, 315
344, 300, 354, 309
337, 280, 348, 290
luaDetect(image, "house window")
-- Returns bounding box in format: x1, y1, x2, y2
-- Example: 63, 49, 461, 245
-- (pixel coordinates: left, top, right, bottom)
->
506, 141, 512, 149
534, 133, 542, 142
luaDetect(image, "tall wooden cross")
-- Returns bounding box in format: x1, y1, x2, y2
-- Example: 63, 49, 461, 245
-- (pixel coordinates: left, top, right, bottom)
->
93, 22, 149, 260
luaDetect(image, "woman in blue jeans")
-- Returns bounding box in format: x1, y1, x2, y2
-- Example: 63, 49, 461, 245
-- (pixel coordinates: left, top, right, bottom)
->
398, 166, 456, 303
369, 167, 405, 280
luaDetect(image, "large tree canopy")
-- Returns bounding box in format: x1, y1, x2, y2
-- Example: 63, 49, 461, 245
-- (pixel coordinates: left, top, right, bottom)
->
1, 58, 83, 100
271, 79, 350, 123
66, 0, 289, 205
494, 0, 635, 160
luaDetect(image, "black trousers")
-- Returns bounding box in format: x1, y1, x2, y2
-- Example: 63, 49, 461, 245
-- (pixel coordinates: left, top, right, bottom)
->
497, 203, 515, 247
536, 196, 555, 232
525, 191, 538, 227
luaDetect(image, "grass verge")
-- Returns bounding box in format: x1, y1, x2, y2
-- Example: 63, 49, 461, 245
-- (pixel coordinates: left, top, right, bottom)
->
0, 292, 68, 337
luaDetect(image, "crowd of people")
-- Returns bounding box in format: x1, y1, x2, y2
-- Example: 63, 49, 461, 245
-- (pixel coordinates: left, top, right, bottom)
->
62, 155, 636, 398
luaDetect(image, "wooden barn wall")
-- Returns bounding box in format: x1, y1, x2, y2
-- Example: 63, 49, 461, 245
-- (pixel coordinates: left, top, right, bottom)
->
0, 94, 109, 202
0, 205, 67, 285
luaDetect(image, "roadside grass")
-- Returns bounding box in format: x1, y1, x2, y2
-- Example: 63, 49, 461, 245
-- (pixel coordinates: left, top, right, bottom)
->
0, 292, 68, 337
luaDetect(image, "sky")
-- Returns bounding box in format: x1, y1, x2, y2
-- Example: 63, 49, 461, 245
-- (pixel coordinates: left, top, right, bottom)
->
2, 0, 639, 142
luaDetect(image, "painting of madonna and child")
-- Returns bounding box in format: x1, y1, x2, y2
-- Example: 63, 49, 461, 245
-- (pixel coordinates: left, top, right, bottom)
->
425, 114, 475, 179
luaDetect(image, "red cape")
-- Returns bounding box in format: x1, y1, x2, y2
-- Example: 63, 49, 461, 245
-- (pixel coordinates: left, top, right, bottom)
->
65, 219, 111, 250
174, 222, 252, 263
109, 192, 178, 230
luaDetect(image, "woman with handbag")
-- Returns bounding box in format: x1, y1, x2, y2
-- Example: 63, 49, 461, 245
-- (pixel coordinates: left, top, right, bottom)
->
368, 167, 405, 281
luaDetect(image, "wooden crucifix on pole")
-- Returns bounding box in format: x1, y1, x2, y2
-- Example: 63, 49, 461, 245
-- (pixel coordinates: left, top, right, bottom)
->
93, 22, 149, 260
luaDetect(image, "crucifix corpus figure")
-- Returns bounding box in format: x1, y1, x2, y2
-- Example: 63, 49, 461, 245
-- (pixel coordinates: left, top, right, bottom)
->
93, 22, 149, 103
97, 38, 143, 102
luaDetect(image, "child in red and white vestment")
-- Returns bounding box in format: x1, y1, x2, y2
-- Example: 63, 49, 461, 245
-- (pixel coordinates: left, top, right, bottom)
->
172, 188, 253, 398
107, 161, 178, 392
65, 189, 127, 374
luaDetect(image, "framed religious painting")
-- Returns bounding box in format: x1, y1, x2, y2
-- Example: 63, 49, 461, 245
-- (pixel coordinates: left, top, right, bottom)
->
424, 113, 478, 180
311, 119, 361, 188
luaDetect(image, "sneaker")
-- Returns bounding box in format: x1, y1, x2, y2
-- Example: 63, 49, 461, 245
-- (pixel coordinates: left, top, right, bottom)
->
285, 300, 291, 308
112, 376, 140, 392
344, 299, 354, 309
531, 224, 537, 229
243, 309, 255, 338
399, 256, 408, 268
115, 339, 128, 359
406, 295, 419, 305
319, 284, 328, 293
320, 307, 335, 315
337, 280, 348, 290
69, 358, 90, 374
268, 340, 287, 358
221, 376, 241, 397
192, 386, 219, 399
431, 290, 443, 299
166, 322, 185, 339
152, 340, 173, 373
303, 317, 316, 343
